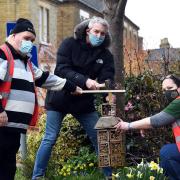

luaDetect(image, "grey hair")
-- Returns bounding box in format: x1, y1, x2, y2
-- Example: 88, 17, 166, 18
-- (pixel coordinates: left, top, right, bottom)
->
88, 16, 109, 31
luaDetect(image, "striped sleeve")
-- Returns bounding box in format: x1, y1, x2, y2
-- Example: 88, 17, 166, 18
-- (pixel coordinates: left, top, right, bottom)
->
41, 73, 66, 90
32, 63, 68, 91
0, 49, 8, 81
0, 49, 7, 112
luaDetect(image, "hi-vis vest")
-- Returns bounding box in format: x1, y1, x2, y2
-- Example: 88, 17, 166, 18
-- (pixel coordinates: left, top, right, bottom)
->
0, 44, 38, 127
172, 96, 180, 152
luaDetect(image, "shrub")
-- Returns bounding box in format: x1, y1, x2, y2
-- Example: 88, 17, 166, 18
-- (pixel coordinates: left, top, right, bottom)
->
124, 71, 173, 165
22, 113, 95, 178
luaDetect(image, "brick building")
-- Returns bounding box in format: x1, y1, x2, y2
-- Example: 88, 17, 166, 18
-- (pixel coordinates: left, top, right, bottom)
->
145, 38, 180, 75
0, 0, 103, 46
0, 0, 142, 104
0, 0, 142, 51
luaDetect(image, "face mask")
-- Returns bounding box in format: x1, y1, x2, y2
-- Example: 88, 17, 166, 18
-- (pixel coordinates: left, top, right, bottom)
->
89, 33, 105, 47
164, 89, 179, 102
19, 40, 33, 55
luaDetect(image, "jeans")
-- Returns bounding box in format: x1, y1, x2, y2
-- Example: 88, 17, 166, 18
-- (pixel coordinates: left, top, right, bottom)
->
32, 110, 112, 179
160, 144, 180, 180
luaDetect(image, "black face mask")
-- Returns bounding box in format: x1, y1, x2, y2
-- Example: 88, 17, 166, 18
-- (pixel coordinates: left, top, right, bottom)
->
164, 89, 179, 102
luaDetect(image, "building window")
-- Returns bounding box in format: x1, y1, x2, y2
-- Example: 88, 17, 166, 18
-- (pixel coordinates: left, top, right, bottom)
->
79, 9, 89, 21
39, 6, 49, 43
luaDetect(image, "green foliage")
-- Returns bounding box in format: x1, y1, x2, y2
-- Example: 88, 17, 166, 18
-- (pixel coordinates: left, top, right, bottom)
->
22, 113, 97, 179
57, 146, 98, 177
113, 160, 167, 180
18, 70, 177, 179
125, 71, 163, 116
15, 168, 28, 180
124, 71, 173, 165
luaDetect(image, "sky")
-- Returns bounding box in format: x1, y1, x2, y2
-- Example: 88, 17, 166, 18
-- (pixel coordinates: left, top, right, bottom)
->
125, 0, 180, 49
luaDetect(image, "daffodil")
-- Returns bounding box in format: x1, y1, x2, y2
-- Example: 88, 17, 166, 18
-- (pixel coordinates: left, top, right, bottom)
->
137, 159, 144, 168
112, 173, 120, 178
149, 176, 155, 180
137, 171, 143, 178
89, 163, 94, 167
126, 173, 134, 178
149, 161, 159, 171
159, 167, 164, 174
67, 167, 71, 172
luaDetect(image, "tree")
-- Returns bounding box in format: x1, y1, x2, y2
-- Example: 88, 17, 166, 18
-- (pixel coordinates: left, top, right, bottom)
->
103, 0, 127, 117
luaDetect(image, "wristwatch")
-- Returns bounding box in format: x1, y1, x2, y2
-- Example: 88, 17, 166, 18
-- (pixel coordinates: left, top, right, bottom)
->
0, 95, 2, 99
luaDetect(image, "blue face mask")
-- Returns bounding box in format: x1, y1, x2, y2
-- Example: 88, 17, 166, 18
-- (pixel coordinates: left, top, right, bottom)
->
89, 33, 105, 47
19, 40, 33, 55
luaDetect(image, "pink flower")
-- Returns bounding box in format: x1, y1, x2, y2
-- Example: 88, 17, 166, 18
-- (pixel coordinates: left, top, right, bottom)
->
124, 101, 134, 111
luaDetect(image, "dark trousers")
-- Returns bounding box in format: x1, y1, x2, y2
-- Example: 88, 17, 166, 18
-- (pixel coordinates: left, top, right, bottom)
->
160, 144, 180, 180
0, 129, 20, 180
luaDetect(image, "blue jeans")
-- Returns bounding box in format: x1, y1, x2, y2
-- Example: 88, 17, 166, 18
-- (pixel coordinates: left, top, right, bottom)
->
160, 144, 180, 180
32, 111, 112, 179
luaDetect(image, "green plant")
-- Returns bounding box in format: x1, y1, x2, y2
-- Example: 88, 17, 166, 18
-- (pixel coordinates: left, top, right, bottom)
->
113, 160, 167, 180
21, 113, 96, 179
58, 146, 98, 177
124, 71, 173, 165
15, 168, 28, 180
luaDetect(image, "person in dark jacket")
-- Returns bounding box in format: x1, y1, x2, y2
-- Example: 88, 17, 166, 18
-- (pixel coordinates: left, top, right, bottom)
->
32, 17, 115, 180
0, 18, 82, 180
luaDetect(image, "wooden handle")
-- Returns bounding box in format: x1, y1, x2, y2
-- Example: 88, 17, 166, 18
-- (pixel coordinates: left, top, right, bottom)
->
81, 90, 125, 93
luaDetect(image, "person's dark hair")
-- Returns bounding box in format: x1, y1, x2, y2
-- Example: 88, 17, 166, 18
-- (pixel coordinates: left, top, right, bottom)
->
164, 74, 180, 87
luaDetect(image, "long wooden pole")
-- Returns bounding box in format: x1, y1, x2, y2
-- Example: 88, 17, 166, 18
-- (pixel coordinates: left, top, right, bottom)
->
81, 90, 125, 93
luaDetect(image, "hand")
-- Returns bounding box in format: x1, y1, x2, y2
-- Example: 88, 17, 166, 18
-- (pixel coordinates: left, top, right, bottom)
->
140, 129, 146, 137
71, 86, 82, 95
86, 79, 99, 90
0, 111, 8, 126
114, 119, 129, 131
105, 94, 116, 103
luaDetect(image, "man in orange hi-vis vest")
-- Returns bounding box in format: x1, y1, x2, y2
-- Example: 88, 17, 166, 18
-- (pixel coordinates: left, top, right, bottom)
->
0, 18, 82, 180
115, 74, 180, 180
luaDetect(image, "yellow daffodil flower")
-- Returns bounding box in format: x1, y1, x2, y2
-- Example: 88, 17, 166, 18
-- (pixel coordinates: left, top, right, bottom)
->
149, 161, 159, 171
149, 176, 155, 180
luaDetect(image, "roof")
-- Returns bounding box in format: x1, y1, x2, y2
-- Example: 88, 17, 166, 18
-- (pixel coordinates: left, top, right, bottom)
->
147, 48, 180, 61
124, 16, 139, 30
78, 0, 104, 12
58, 0, 104, 12
58, 0, 139, 29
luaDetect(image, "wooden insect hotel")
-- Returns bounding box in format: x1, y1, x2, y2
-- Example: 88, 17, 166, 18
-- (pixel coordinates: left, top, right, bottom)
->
95, 102, 125, 167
